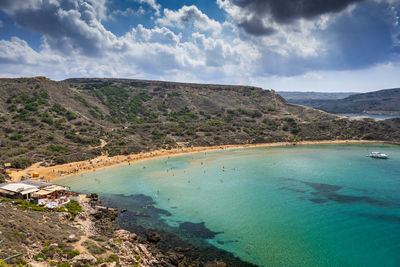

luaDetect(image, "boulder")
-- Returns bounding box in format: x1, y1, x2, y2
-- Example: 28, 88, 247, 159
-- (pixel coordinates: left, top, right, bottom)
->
73, 252, 97, 265
205, 261, 227, 267
114, 229, 137, 242
67, 234, 80, 242
135, 211, 149, 217
137, 244, 152, 260
168, 253, 179, 265
174, 247, 190, 252
146, 231, 161, 243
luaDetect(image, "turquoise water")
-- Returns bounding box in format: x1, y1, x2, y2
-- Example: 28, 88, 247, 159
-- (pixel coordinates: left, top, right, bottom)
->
57, 144, 400, 266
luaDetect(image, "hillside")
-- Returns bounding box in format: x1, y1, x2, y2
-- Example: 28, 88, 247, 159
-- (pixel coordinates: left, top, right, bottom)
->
281, 88, 400, 115
0, 77, 399, 169
278, 91, 356, 103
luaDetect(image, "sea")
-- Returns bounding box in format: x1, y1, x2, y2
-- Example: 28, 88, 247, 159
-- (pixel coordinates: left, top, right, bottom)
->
57, 144, 400, 266
340, 114, 400, 120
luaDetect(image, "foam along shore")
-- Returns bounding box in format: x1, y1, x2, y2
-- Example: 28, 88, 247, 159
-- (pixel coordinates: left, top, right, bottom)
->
9, 140, 393, 183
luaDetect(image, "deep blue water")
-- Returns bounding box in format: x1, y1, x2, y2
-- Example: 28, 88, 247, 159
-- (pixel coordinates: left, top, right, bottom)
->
57, 144, 400, 266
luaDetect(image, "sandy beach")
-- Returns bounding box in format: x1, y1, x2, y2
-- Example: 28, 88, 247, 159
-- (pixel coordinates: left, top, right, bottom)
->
9, 140, 392, 183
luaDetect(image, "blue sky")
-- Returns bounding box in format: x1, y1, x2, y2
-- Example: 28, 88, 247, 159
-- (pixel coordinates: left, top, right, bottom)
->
0, 0, 400, 92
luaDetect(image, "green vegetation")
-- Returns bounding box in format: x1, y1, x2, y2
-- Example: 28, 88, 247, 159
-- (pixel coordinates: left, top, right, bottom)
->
10, 157, 33, 169
105, 254, 119, 263
0, 78, 399, 168
1, 198, 46, 211
65, 201, 82, 219
33, 253, 47, 261
0, 173, 6, 183
66, 250, 80, 259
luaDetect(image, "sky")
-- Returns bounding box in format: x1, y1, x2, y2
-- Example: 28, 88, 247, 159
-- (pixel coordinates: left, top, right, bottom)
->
0, 0, 400, 92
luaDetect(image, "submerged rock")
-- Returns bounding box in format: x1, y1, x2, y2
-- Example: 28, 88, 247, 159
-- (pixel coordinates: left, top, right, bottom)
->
146, 231, 161, 243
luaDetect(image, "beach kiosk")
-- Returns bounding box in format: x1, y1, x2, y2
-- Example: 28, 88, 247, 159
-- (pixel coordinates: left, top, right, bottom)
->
0, 182, 39, 199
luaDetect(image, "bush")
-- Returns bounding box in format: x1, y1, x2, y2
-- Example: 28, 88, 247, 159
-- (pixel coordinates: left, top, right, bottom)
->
9, 134, 24, 140
33, 253, 47, 261
47, 145, 69, 153
10, 157, 33, 169
0, 173, 6, 183
66, 250, 80, 259
65, 200, 83, 219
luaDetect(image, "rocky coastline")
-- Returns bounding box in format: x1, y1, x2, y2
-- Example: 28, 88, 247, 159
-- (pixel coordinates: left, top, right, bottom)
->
0, 193, 256, 266
87, 193, 257, 267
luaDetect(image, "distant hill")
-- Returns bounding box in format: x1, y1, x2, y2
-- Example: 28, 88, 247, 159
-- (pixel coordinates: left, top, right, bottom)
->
280, 89, 400, 115
0, 77, 399, 168
278, 91, 356, 102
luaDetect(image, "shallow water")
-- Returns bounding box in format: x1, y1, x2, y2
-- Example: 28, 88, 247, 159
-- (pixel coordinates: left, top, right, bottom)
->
57, 144, 400, 266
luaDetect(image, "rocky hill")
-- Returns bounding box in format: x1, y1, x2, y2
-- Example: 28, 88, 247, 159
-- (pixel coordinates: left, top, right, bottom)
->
278, 91, 356, 103
0, 77, 399, 169
281, 88, 400, 115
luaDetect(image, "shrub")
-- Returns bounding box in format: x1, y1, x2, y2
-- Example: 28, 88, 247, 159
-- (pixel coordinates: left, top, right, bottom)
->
0, 173, 6, 183
10, 157, 33, 169
47, 145, 69, 153
66, 111, 77, 120
105, 254, 119, 262
9, 134, 24, 140
33, 253, 47, 261
65, 200, 83, 219
66, 250, 80, 259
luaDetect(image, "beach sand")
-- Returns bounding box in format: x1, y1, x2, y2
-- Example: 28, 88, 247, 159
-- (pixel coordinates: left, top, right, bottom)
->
9, 140, 391, 183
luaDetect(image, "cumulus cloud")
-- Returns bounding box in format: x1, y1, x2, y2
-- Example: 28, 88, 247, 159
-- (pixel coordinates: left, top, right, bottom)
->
0, 0, 399, 89
231, 0, 364, 23
0, 37, 44, 65
218, 0, 366, 36
0, 0, 118, 56
157, 5, 222, 35
111, 7, 145, 17
135, 0, 161, 16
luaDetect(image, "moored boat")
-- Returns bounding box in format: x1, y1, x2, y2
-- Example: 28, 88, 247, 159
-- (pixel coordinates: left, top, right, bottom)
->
366, 152, 389, 159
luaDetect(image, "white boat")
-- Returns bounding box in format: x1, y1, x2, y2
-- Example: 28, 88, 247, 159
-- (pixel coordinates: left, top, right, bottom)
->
366, 152, 388, 159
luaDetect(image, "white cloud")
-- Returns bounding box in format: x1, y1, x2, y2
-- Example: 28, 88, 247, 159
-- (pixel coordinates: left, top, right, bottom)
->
112, 7, 145, 17
0, 37, 62, 65
157, 5, 222, 35
0, 0, 399, 92
135, 0, 161, 16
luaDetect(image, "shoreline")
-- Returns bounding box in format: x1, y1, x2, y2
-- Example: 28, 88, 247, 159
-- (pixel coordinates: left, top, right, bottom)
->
9, 139, 396, 183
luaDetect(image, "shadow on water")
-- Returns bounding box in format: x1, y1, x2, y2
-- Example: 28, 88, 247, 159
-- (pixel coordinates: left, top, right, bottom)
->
179, 222, 223, 239
100, 193, 256, 267
355, 213, 400, 223
280, 178, 394, 207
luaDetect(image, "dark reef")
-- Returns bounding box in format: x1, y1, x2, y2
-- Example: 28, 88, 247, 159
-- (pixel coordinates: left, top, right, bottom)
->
98, 193, 257, 267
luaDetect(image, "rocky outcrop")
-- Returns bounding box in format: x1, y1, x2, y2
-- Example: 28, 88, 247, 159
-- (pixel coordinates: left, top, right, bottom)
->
72, 252, 97, 265
146, 231, 161, 243
114, 229, 137, 242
